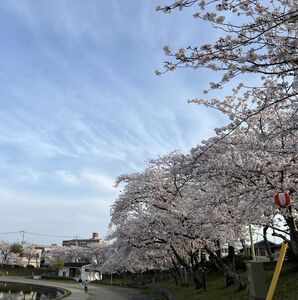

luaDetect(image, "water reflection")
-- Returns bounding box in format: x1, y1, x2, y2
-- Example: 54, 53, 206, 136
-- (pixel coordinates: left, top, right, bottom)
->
0, 282, 64, 299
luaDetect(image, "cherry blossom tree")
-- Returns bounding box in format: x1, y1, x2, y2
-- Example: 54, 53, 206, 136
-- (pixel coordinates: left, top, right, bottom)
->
47, 245, 89, 264
0, 241, 23, 266
155, 0, 298, 258
157, 0, 298, 126
6, 252, 23, 266
22, 245, 39, 267
87, 243, 108, 266
109, 152, 247, 289
108, 2, 298, 282
109, 108, 298, 286
184, 103, 298, 258
0, 241, 12, 265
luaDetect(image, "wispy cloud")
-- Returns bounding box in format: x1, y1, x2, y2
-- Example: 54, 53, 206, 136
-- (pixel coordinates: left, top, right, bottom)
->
81, 170, 116, 191
55, 169, 116, 192
55, 170, 79, 185
0, 0, 227, 244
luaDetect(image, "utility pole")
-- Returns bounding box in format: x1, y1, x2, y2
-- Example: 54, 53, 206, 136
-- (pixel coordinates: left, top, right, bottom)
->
21, 231, 25, 247
249, 225, 256, 261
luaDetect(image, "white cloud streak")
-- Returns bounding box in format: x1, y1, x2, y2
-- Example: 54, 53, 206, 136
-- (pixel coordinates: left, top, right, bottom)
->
0, 0, 227, 244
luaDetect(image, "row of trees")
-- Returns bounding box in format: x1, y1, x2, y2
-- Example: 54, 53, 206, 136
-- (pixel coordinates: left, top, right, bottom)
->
2, 0, 298, 290
0, 241, 41, 267
48, 243, 109, 268
0, 242, 109, 271
107, 0, 298, 290
108, 115, 298, 289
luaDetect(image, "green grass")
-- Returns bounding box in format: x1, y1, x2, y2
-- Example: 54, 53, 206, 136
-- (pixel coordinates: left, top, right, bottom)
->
142, 288, 165, 300
151, 272, 249, 300
99, 263, 298, 300
150, 265, 298, 300
270, 266, 298, 300
0, 266, 53, 277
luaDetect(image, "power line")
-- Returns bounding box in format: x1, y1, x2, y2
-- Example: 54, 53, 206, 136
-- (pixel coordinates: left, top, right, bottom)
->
25, 231, 76, 238
0, 230, 77, 238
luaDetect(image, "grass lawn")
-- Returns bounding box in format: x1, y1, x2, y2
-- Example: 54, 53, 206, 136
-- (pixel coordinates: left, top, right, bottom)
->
100, 263, 298, 300
151, 272, 250, 300
150, 265, 298, 300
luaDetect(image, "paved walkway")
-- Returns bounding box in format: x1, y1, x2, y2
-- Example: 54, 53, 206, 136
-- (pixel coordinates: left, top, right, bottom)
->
0, 277, 156, 300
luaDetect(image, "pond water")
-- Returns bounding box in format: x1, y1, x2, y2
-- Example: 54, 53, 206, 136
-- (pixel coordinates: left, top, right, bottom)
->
0, 282, 64, 299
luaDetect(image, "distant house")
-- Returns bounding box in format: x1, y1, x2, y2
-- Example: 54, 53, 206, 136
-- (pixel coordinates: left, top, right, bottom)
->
40, 244, 58, 267
81, 264, 102, 281
20, 247, 43, 268
62, 232, 104, 247
58, 262, 102, 281
240, 240, 282, 261
255, 241, 282, 261
220, 242, 243, 257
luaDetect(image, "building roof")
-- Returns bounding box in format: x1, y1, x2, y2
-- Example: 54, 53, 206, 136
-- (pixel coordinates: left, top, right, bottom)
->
64, 262, 90, 268
62, 232, 103, 247
253, 240, 278, 249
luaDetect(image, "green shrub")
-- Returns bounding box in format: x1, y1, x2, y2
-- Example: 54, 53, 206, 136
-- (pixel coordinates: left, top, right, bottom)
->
10, 244, 22, 254
26, 265, 35, 269
52, 259, 64, 272
0, 266, 52, 276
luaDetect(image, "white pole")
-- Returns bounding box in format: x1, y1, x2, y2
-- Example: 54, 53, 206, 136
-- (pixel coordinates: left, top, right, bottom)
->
249, 224, 256, 261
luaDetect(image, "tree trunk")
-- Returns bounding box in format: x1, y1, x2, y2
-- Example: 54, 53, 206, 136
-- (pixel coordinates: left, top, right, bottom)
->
171, 259, 187, 287
201, 250, 207, 291
226, 245, 236, 287
189, 250, 203, 289
205, 247, 246, 290
263, 226, 274, 262
240, 239, 247, 254
170, 246, 193, 287
215, 240, 222, 258
171, 270, 179, 286
183, 267, 188, 287
285, 207, 298, 261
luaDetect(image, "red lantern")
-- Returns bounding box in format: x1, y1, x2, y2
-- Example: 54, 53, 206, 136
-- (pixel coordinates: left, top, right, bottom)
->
274, 192, 292, 208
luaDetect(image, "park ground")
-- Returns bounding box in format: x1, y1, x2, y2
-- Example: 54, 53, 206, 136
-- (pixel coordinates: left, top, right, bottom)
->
1, 263, 298, 300
99, 262, 298, 300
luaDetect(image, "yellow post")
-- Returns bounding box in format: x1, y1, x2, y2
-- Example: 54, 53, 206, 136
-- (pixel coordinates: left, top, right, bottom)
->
265, 243, 288, 300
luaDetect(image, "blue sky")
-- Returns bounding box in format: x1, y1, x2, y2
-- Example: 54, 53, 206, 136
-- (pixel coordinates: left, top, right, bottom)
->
0, 1, 227, 245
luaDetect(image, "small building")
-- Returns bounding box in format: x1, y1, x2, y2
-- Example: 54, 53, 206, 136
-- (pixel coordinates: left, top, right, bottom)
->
240, 240, 282, 261
254, 241, 282, 261
220, 242, 243, 257
81, 264, 102, 281
59, 262, 102, 282
20, 247, 43, 268
62, 232, 104, 247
